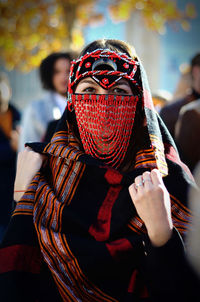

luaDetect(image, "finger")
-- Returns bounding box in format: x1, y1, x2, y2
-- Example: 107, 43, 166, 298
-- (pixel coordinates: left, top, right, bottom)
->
128, 183, 137, 199
134, 175, 144, 191
142, 171, 153, 190
150, 169, 164, 186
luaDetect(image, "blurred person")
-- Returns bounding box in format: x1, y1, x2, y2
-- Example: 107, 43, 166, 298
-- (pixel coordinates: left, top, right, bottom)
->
18, 52, 76, 151
175, 99, 200, 172
160, 53, 200, 138
0, 73, 20, 241
187, 162, 200, 279
0, 39, 197, 301
152, 89, 172, 113
172, 64, 192, 101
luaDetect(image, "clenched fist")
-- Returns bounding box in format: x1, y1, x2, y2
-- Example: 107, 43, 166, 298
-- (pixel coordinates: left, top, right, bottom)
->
129, 169, 173, 247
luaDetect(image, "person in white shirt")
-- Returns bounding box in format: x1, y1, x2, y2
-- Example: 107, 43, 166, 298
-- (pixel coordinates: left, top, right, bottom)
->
19, 52, 76, 151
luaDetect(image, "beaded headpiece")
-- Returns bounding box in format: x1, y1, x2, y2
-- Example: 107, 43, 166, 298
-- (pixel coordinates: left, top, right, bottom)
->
67, 49, 141, 169
68, 48, 140, 95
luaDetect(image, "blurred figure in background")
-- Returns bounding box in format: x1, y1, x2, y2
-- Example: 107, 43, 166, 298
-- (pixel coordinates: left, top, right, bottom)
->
0, 73, 20, 241
18, 52, 76, 151
175, 99, 200, 172
187, 162, 200, 279
152, 89, 172, 113
160, 53, 200, 138
172, 63, 192, 101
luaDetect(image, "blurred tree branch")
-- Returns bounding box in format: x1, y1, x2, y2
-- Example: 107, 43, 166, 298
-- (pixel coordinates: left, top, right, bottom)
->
0, 0, 196, 71
109, 0, 196, 33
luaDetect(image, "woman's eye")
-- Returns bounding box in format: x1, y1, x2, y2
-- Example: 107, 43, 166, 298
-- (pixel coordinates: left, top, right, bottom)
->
83, 87, 95, 93
112, 87, 128, 94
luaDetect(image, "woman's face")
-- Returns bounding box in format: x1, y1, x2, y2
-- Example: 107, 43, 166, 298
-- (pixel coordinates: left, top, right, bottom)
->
75, 77, 133, 95
52, 58, 71, 96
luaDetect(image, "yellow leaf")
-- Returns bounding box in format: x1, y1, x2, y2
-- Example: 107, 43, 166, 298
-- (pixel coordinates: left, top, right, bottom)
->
186, 3, 196, 19
51, 39, 62, 51
71, 29, 84, 50
181, 20, 190, 31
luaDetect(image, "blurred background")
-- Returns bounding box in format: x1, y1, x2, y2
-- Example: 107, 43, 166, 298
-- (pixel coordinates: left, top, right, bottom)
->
0, 0, 199, 111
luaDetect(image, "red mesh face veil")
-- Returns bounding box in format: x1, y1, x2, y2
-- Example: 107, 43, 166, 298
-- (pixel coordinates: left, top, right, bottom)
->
72, 94, 139, 169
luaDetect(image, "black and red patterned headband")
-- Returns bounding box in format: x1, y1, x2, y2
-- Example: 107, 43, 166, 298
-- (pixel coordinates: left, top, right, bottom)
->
68, 49, 141, 94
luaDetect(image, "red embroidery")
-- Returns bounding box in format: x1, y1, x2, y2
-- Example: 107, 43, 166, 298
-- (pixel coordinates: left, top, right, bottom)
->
123, 63, 129, 69
106, 238, 133, 262
85, 62, 91, 68
0, 245, 42, 274
89, 185, 122, 241
102, 78, 109, 84
104, 169, 123, 185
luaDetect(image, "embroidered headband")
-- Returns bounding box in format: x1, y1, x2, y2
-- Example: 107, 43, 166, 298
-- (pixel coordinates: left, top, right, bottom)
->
68, 48, 141, 94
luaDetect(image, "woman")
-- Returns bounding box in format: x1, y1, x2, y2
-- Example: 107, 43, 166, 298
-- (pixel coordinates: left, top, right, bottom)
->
0, 39, 196, 301
18, 51, 76, 151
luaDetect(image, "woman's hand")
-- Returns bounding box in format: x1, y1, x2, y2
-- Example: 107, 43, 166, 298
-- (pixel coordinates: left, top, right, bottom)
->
129, 169, 173, 247
14, 147, 46, 202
